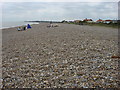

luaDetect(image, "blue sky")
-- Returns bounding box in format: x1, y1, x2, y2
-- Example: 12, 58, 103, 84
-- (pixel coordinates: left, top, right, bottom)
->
2, 1, 118, 22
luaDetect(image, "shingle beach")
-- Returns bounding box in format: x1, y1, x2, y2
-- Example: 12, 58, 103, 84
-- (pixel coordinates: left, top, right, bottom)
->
2, 23, 119, 88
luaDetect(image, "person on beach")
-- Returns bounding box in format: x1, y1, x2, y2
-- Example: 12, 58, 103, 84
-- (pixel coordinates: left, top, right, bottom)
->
50, 21, 53, 27
47, 21, 52, 28
17, 27, 21, 31
27, 24, 31, 29
23, 26, 26, 30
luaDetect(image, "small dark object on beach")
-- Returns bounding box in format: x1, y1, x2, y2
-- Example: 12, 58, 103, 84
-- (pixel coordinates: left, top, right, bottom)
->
27, 24, 31, 29
23, 26, 26, 30
111, 56, 120, 58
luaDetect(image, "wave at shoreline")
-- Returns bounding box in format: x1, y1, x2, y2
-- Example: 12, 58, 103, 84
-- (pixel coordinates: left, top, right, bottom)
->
1, 21, 39, 29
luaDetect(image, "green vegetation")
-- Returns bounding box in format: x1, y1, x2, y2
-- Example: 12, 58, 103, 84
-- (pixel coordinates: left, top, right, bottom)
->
62, 21, 119, 28
87, 23, 119, 28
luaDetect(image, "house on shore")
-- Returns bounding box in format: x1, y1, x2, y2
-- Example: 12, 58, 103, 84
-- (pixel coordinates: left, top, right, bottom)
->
83, 18, 93, 23
96, 19, 118, 24
96, 19, 104, 23
74, 20, 82, 23
103, 20, 112, 24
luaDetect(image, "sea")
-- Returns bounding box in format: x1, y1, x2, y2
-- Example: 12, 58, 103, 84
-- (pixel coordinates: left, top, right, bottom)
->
0, 21, 39, 29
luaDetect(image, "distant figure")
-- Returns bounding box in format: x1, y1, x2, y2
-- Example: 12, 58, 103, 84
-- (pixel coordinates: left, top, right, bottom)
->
50, 21, 52, 24
17, 27, 21, 31
50, 21, 53, 27
23, 26, 26, 30
27, 24, 31, 29
47, 23, 59, 28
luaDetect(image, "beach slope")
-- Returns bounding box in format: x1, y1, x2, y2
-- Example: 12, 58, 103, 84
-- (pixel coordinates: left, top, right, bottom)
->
2, 23, 118, 88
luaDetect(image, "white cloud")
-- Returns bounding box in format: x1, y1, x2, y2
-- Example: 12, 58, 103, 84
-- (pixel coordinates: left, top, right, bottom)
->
2, 2, 118, 21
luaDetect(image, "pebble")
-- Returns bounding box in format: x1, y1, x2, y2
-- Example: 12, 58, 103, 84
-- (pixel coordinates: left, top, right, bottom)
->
2, 23, 118, 88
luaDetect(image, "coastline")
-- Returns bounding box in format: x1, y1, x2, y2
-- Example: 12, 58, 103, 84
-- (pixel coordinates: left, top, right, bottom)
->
1, 22, 39, 30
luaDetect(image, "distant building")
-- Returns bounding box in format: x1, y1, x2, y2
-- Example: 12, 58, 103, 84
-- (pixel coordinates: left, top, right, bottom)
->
74, 20, 82, 23
103, 20, 112, 24
96, 19, 104, 23
112, 20, 118, 23
83, 18, 93, 23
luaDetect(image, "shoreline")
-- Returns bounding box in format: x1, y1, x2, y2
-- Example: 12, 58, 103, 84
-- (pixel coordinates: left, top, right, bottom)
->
1, 22, 118, 30
1, 22, 39, 30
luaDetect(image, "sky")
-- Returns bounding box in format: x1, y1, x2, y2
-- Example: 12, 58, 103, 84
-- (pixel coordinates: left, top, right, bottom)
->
1, 0, 119, 22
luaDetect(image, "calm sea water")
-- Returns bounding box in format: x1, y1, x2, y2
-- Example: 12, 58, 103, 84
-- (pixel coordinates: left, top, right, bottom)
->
1, 21, 39, 29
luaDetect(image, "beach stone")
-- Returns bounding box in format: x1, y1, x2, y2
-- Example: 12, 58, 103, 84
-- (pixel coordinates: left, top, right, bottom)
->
2, 23, 118, 88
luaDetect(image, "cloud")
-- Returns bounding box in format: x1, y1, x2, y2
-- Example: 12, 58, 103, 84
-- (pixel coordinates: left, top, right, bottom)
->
2, 2, 118, 22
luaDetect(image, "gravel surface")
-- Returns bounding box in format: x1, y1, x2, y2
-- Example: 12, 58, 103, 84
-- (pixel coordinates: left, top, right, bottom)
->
2, 23, 119, 88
